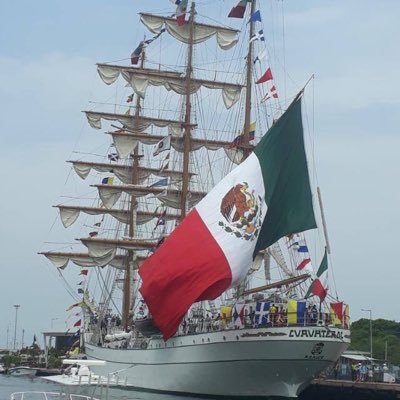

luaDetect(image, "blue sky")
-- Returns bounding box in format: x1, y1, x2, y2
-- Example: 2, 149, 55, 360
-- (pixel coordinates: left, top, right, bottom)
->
1, 0, 399, 348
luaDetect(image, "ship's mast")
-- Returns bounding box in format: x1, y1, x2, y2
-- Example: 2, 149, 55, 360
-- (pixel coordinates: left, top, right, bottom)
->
236, 0, 256, 297
122, 51, 145, 330
43, 4, 247, 332
179, 2, 196, 219
241, 0, 256, 160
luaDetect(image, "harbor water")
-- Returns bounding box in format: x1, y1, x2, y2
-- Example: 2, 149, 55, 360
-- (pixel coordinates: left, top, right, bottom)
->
3, 374, 400, 400
0, 374, 196, 400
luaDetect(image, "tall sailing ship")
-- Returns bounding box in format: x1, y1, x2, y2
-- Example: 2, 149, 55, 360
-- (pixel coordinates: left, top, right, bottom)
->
41, 1, 350, 397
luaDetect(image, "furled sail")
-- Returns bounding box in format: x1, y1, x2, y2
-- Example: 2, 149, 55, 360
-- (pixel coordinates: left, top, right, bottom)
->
69, 161, 191, 184
108, 131, 249, 161
79, 237, 158, 258
97, 64, 243, 108
41, 251, 147, 270
40, 251, 124, 269
95, 184, 206, 209
140, 13, 239, 50
57, 205, 130, 227
70, 161, 132, 183
56, 205, 180, 228
84, 111, 194, 135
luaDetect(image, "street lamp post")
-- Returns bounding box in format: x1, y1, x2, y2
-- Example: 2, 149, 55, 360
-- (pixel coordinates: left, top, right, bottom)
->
361, 308, 373, 360
51, 318, 59, 329
13, 304, 20, 351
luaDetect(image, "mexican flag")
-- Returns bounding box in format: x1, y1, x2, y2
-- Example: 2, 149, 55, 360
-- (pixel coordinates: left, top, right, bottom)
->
306, 249, 328, 302
139, 94, 317, 340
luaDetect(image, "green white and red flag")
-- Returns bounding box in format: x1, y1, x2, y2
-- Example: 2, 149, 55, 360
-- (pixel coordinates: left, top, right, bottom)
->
306, 249, 328, 302
139, 93, 317, 340
176, 0, 188, 26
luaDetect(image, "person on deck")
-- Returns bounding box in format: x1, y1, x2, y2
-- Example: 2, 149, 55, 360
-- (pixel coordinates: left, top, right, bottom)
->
269, 304, 277, 325
360, 363, 368, 381
351, 362, 357, 381
311, 305, 318, 324
368, 366, 374, 382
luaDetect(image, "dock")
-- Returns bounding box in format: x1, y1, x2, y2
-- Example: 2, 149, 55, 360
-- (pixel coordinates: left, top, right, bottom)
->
300, 378, 400, 400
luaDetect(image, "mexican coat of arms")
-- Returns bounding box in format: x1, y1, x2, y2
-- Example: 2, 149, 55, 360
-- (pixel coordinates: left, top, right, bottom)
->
218, 182, 263, 241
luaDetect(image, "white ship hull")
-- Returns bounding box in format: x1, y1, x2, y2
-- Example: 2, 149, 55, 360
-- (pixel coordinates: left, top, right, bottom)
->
84, 325, 350, 398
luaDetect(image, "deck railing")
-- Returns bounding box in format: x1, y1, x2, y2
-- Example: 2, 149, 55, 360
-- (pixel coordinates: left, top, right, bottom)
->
176, 311, 349, 336
85, 309, 349, 346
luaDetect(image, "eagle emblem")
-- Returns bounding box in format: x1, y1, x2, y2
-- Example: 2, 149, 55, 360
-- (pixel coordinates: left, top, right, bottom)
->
218, 182, 262, 241
311, 342, 325, 355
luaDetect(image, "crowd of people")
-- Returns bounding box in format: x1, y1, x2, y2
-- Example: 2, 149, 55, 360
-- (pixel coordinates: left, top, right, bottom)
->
331, 360, 395, 383
350, 361, 390, 382
89, 301, 344, 343
88, 312, 122, 338
175, 303, 336, 336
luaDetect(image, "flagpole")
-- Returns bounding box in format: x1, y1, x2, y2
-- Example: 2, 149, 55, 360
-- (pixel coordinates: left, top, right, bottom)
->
122, 44, 146, 331
241, 0, 256, 160
317, 186, 331, 254
302, 74, 315, 92
180, 1, 196, 219
234, 0, 256, 299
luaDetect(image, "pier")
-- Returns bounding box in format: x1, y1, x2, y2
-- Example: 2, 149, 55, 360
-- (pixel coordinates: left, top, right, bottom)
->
300, 378, 400, 400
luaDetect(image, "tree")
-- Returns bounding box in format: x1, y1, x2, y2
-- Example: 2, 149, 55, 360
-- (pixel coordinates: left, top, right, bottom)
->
350, 318, 400, 365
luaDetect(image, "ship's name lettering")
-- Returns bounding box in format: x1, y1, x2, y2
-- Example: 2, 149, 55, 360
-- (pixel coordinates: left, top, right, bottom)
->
289, 329, 343, 339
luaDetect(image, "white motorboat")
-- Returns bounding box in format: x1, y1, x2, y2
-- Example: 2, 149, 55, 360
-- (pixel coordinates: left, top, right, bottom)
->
41, 359, 123, 388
